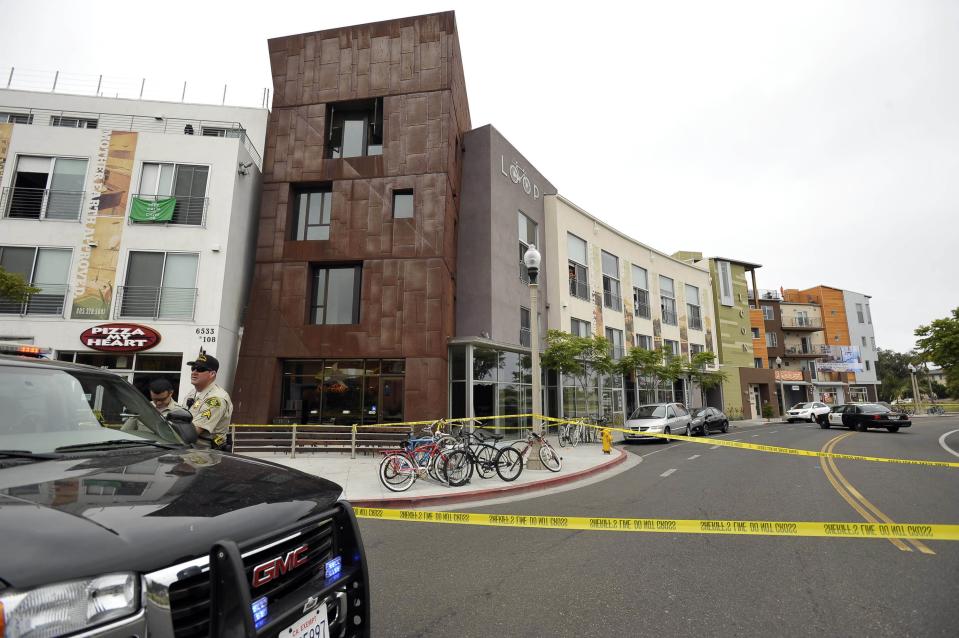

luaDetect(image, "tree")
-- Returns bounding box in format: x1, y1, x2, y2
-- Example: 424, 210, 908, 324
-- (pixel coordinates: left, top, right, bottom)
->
684, 351, 728, 407
616, 346, 689, 404
540, 330, 614, 415
915, 308, 959, 398
0, 267, 40, 305
876, 348, 915, 402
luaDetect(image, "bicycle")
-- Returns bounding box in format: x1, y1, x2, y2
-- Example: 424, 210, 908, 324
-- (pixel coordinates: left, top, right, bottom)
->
378, 420, 469, 492
497, 430, 562, 481
558, 419, 583, 447
926, 405, 944, 415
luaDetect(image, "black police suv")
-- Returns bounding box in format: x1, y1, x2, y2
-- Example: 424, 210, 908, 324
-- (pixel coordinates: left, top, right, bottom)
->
0, 352, 369, 637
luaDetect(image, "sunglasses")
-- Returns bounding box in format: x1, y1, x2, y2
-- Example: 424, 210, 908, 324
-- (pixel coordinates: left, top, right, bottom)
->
191, 366, 211, 373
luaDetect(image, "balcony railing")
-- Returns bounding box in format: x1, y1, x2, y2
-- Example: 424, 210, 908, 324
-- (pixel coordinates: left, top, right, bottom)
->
748, 288, 782, 301
0, 284, 69, 316
569, 278, 589, 300
603, 290, 623, 312
129, 193, 209, 226
784, 344, 829, 357
687, 304, 703, 330
633, 289, 650, 319
2, 187, 84, 221
661, 301, 677, 326
115, 286, 196, 320
609, 346, 625, 361
782, 317, 823, 329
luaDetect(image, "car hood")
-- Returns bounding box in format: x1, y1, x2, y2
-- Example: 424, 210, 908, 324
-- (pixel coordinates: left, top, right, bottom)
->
789, 408, 811, 412
0, 448, 343, 589
626, 417, 668, 429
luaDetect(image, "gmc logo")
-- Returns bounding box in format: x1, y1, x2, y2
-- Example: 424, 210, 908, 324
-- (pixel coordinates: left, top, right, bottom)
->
251, 545, 310, 588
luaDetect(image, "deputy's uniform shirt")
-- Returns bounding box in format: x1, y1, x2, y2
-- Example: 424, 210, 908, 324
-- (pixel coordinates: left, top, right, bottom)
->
154, 399, 183, 418
186, 383, 233, 448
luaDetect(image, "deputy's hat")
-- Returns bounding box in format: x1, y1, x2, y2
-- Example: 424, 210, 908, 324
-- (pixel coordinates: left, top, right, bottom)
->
187, 351, 220, 372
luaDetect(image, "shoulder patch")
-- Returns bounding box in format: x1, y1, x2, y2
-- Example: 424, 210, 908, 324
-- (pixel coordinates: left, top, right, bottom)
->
200, 409, 212, 420
205, 397, 221, 407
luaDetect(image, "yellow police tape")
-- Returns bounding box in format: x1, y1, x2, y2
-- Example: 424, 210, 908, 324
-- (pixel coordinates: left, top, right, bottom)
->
354, 507, 959, 541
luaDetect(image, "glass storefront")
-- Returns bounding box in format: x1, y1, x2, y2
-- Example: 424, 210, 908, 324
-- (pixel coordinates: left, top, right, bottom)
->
56, 351, 184, 400
279, 359, 404, 425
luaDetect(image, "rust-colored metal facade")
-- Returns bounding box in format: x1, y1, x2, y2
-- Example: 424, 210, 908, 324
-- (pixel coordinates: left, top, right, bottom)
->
232, 12, 471, 424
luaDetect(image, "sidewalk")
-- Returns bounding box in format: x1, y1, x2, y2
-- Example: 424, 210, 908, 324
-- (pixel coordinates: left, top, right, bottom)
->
245, 437, 626, 508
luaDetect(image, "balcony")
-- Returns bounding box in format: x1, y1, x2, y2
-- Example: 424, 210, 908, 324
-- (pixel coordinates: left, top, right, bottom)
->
129, 193, 209, 226
0, 284, 69, 316
783, 345, 828, 358
569, 278, 590, 300
2, 187, 85, 221
603, 290, 623, 312
115, 286, 196, 320
781, 317, 823, 330
748, 288, 782, 301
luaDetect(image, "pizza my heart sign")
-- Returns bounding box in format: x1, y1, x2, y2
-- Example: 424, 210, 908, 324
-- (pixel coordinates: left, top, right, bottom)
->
80, 323, 162, 353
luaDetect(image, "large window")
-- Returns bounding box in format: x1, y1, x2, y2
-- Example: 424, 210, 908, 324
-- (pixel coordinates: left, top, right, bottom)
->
856, 303, 865, 324
766, 332, 778, 347
327, 98, 384, 158
570, 317, 591, 337
311, 266, 361, 325
118, 252, 198, 319
0, 246, 71, 315
0, 112, 33, 124
762, 304, 774, 320
50, 115, 97, 129
5, 155, 87, 220
291, 187, 333, 240
605, 327, 624, 360
635, 334, 653, 350
135, 162, 209, 225
686, 283, 702, 330
865, 303, 872, 324
567, 233, 589, 299
392, 189, 414, 219
520, 307, 531, 347
632, 265, 650, 319
664, 339, 680, 359
518, 211, 538, 283
280, 359, 404, 425
660, 275, 677, 325
717, 260, 734, 306
690, 343, 705, 357
601, 251, 622, 311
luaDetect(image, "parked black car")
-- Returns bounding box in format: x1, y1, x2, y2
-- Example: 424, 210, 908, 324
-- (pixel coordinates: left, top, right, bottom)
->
0, 352, 369, 638
820, 403, 912, 432
688, 407, 729, 435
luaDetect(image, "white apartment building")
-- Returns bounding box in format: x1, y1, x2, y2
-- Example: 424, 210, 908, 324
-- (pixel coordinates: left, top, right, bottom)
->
842, 289, 879, 401
0, 88, 267, 400
544, 195, 715, 417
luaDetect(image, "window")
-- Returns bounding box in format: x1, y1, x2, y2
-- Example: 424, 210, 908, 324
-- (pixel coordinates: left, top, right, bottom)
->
871, 337, 876, 349
660, 275, 677, 325
518, 211, 538, 283
686, 283, 702, 330
119, 252, 198, 319
865, 304, 872, 324
570, 318, 591, 337
0, 246, 71, 315
6, 155, 87, 220
291, 187, 333, 240
520, 307, 531, 347
605, 327, 624, 360
856, 303, 865, 324
762, 305, 774, 320
393, 189, 414, 219
136, 163, 209, 225
717, 260, 734, 306
766, 332, 778, 347
327, 98, 383, 158
281, 359, 405, 425
664, 339, 680, 359
0, 112, 33, 124
50, 115, 97, 129
861, 336, 867, 347
865, 360, 871, 371
601, 251, 622, 311
751, 327, 760, 339
635, 334, 653, 350
754, 358, 763, 368
311, 266, 361, 325
632, 265, 650, 318
690, 343, 705, 356
567, 233, 589, 299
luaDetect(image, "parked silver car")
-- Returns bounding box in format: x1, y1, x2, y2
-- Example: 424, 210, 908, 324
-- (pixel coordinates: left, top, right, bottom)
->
785, 401, 831, 423
623, 403, 691, 442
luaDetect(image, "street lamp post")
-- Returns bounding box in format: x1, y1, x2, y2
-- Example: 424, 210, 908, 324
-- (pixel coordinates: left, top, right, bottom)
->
775, 356, 787, 419
523, 244, 545, 471
908, 364, 923, 413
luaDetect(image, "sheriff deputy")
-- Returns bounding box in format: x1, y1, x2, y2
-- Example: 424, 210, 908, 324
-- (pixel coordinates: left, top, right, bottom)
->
184, 352, 233, 449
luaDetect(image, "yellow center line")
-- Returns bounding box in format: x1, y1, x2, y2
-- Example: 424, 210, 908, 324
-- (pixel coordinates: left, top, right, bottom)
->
820, 434, 935, 555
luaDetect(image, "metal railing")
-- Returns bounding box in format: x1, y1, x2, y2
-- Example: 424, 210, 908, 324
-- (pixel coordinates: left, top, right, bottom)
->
782, 316, 823, 329
784, 345, 829, 356
687, 304, 703, 330
129, 193, 208, 226
0, 104, 262, 168
661, 300, 678, 326
749, 288, 783, 301
603, 290, 623, 312
114, 286, 196, 320
2, 187, 85, 221
0, 284, 69, 316
633, 289, 650, 319
569, 278, 589, 300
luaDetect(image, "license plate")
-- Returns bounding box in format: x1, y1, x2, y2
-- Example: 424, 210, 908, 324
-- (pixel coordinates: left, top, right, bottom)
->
280, 607, 329, 638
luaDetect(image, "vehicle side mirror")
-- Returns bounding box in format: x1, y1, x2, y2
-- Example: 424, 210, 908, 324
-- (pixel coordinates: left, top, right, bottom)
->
166, 408, 198, 445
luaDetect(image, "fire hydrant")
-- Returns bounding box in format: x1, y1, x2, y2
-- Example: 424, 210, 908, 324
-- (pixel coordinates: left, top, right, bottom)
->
601, 428, 612, 454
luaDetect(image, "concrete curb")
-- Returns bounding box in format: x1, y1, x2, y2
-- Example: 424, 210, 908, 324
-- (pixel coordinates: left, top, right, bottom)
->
349, 446, 628, 509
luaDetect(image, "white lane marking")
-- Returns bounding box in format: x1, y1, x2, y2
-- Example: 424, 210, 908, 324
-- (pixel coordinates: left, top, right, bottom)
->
752, 434, 760, 437
660, 468, 677, 477
687, 455, 700, 460
709, 445, 720, 450
939, 429, 959, 459
769, 430, 778, 434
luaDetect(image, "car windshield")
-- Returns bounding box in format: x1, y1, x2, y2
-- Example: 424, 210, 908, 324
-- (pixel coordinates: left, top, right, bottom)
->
629, 405, 667, 419
830, 405, 845, 413
693, 408, 710, 417
0, 366, 186, 454
859, 404, 891, 414
792, 403, 814, 409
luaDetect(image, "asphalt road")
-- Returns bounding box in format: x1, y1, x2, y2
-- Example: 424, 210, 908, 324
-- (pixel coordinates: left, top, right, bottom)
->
359, 417, 959, 637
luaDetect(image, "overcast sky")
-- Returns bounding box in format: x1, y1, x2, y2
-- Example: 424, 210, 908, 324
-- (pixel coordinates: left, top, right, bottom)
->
2, 1, 956, 353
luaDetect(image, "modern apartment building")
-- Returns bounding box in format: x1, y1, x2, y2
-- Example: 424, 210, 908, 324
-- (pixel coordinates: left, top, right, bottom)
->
548, 203, 715, 419
842, 289, 879, 401
0, 88, 267, 399
232, 12, 471, 425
